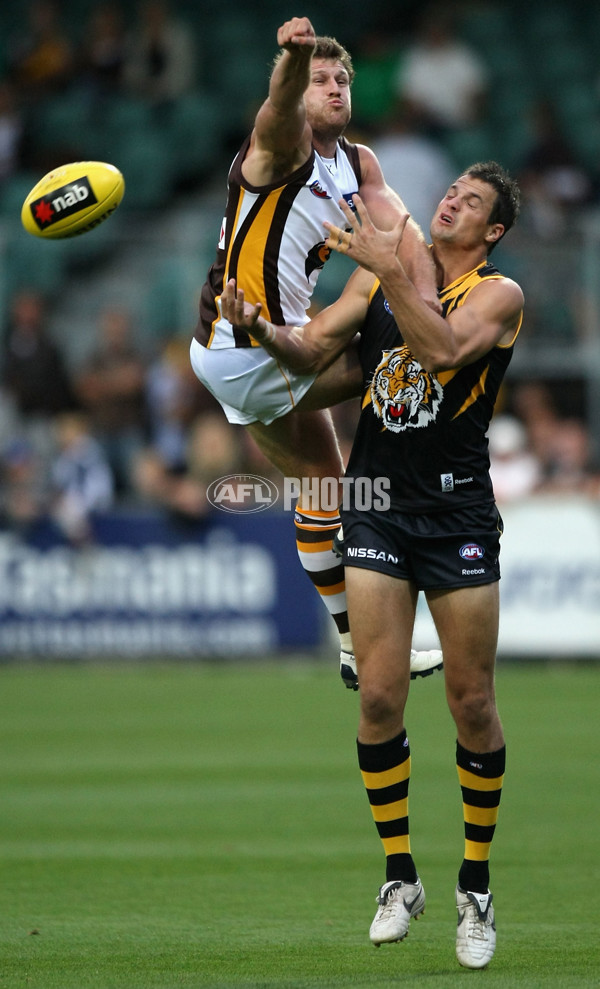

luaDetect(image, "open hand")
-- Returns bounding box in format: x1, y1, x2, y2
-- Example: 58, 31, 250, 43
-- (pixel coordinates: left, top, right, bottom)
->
324, 194, 410, 276
220, 278, 264, 333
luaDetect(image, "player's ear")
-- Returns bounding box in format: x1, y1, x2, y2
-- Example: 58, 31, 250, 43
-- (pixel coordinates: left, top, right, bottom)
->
485, 223, 504, 247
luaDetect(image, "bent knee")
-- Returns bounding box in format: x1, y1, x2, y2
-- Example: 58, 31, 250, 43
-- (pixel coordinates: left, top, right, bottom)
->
359, 683, 405, 730
449, 691, 497, 734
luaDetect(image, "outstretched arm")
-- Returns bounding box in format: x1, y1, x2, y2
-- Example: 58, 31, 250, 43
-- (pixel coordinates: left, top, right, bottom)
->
326, 195, 524, 371
219, 269, 374, 374
356, 145, 439, 313
242, 17, 315, 185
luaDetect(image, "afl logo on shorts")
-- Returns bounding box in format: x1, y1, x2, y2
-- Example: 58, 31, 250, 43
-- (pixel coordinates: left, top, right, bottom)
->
459, 543, 484, 560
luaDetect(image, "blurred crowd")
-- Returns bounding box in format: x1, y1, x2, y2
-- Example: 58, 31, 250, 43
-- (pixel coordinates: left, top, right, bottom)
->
2, 0, 599, 224
0, 286, 285, 541
0, 283, 598, 545
345, 2, 600, 238
0, 0, 199, 176
1, 0, 600, 543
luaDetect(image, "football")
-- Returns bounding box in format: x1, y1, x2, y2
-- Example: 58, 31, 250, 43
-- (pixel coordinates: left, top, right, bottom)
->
21, 161, 125, 239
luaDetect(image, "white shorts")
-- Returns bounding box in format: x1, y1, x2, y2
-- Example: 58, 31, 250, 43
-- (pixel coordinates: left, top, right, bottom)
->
189, 337, 317, 425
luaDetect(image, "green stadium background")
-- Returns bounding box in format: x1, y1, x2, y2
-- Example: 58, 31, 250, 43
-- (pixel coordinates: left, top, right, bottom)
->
0, 0, 599, 661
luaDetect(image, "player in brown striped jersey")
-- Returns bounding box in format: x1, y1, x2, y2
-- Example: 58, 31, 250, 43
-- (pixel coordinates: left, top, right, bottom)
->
190, 16, 442, 685
220, 161, 523, 968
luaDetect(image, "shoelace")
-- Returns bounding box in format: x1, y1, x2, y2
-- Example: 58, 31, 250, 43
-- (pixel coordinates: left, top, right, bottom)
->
377, 885, 402, 919
466, 905, 490, 942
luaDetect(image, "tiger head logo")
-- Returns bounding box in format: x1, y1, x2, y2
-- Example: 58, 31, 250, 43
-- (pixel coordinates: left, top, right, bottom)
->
370, 347, 443, 432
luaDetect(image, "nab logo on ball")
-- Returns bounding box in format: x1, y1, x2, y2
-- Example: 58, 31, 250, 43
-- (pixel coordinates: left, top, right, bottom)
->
29, 178, 98, 233
21, 161, 125, 239
207, 475, 279, 514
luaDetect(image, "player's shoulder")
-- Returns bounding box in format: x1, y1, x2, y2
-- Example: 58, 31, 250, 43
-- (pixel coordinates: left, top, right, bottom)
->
473, 260, 523, 303
352, 141, 380, 169
350, 141, 386, 190
482, 268, 524, 303
498, 274, 523, 299
497, 275, 524, 313
469, 270, 524, 322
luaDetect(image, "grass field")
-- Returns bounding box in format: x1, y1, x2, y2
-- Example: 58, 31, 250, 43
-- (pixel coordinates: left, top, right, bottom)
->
0, 658, 598, 988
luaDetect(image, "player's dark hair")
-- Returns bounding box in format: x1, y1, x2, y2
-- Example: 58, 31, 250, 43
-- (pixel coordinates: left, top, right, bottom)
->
464, 161, 521, 252
273, 35, 355, 84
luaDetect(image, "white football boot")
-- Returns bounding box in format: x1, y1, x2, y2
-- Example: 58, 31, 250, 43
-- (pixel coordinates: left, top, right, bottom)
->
455, 886, 496, 969
369, 879, 426, 946
340, 649, 443, 690
340, 649, 359, 690
409, 648, 444, 679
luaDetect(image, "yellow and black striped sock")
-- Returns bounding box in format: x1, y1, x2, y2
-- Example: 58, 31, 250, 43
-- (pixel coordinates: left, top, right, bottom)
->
294, 507, 350, 645
357, 730, 418, 883
456, 741, 505, 894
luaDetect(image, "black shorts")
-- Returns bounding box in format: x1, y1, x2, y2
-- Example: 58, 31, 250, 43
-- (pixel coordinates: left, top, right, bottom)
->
341, 502, 504, 590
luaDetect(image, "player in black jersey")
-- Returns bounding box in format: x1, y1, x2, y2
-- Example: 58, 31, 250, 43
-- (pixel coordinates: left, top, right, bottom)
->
220, 161, 523, 969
